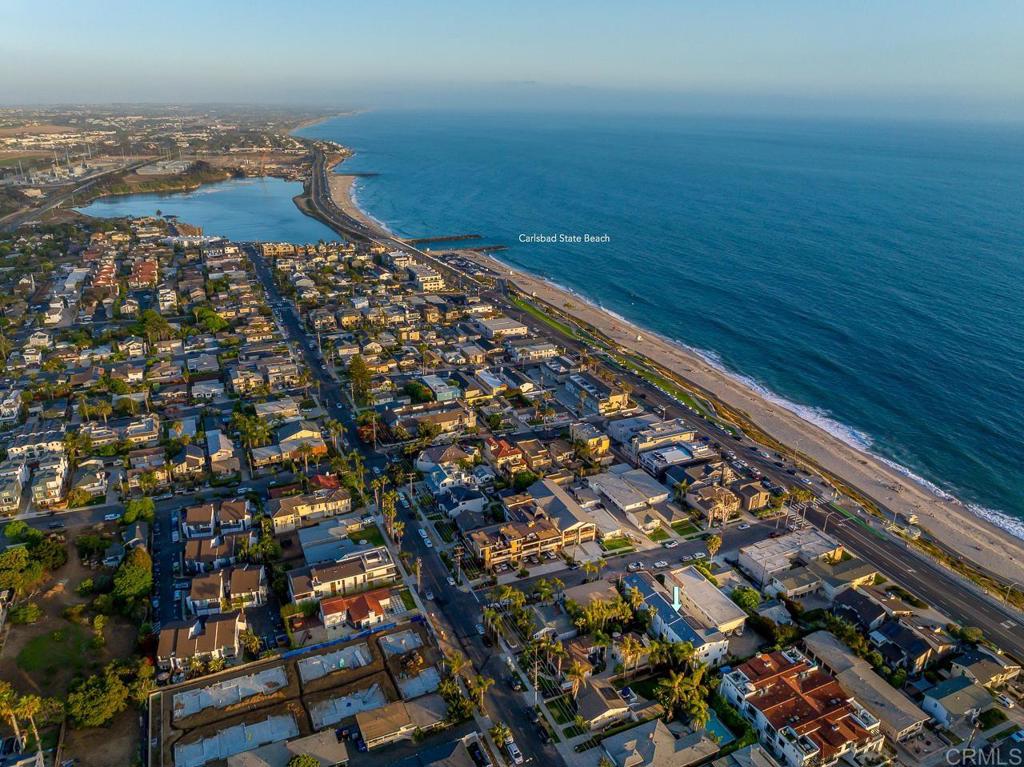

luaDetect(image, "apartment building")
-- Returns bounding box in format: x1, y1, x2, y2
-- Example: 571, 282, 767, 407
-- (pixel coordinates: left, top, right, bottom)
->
720, 649, 884, 767
565, 371, 629, 415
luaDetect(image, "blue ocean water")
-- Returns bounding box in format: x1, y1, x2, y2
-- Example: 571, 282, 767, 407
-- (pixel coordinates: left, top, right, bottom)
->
77, 176, 336, 244
298, 111, 1024, 534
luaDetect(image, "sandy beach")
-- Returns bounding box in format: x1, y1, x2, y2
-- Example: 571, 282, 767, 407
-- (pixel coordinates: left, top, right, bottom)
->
324, 167, 1024, 587
327, 173, 380, 232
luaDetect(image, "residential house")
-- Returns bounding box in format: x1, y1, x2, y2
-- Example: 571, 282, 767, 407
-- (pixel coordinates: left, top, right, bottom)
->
921, 676, 993, 729
602, 719, 718, 767
623, 572, 731, 667
354, 696, 447, 750
156, 611, 248, 671
268, 489, 352, 533
320, 586, 393, 633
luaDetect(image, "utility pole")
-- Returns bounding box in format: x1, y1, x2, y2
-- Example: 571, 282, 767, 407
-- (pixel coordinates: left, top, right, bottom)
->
533, 652, 539, 706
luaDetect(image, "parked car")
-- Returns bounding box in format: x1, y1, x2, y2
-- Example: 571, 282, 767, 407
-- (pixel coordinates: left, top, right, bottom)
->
998, 694, 1016, 709
505, 742, 524, 765
663, 540, 678, 548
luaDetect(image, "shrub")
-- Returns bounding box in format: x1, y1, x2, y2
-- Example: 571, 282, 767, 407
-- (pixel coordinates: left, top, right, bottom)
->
10, 602, 42, 624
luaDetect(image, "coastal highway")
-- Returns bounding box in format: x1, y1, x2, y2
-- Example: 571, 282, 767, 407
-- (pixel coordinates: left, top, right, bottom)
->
500, 298, 1024, 659
301, 147, 1024, 658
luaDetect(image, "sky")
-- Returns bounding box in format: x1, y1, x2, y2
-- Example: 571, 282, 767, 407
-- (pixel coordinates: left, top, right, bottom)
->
2, 0, 1023, 120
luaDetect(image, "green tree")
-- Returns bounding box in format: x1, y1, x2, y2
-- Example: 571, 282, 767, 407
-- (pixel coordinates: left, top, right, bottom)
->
66, 667, 129, 727
348, 354, 372, 405
122, 497, 155, 524
112, 547, 152, 605
0, 682, 22, 744
9, 603, 42, 624
705, 534, 722, 559
731, 586, 762, 613
286, 756, 320, 767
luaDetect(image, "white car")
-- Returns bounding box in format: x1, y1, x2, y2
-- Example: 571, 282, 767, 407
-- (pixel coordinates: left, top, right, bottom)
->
447, 576, 456, 587
738, 523, 750, 530
663, 540, 679, 548
998, 694, 1016, 709
425, 539, 433, 548
653, 560, 669, 569
505, 742, 524, 765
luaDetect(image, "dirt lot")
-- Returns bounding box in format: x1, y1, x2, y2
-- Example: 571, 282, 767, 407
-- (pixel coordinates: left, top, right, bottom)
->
0, 123, 77, 137
62, 708, 141, 767
0, 546, 136, 698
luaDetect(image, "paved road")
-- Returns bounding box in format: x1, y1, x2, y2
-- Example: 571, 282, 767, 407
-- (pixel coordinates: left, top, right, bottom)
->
397, 500, 561, 767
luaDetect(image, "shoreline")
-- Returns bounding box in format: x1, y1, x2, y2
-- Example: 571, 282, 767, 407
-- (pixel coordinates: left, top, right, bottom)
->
322, 160, 1024, 586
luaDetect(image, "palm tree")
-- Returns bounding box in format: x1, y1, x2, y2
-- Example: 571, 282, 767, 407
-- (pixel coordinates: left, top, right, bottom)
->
295, 442, 314, 474
534, 578, 554, 604
0, 682, 21, 745
469, 674, 494, 710
490, 723, 512, 746
370, 477, 387, 510
324, 418, 345, 453
77, 393, 91, 421
550, 642, 568, 677
392, 519, 405, 547
582, 560, 599, 582
656, 670, 690, 718
626, 585, 645, 613
481, 606, 501, 638
550, 577, 565, 601
94, 400, 112, 424
445, 649, 469, 679
620, 634, 643, 679
15, 695, 44, 754
566, 661, 588, 700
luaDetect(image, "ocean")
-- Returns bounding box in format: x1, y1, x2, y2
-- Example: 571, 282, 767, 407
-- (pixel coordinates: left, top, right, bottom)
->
296, 110, 1024, 535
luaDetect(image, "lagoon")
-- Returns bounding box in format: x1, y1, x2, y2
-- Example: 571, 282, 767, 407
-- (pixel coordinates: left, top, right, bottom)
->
76, 176, 336, 244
